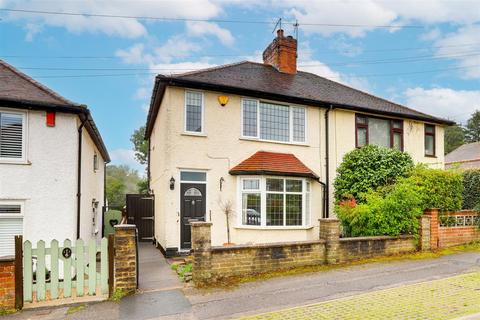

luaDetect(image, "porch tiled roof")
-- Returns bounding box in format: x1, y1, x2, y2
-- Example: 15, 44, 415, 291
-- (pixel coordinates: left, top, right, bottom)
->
229, 151, 319, 179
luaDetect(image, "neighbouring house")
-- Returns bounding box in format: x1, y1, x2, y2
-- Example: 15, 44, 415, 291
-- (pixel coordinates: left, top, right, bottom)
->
445, 142, 480, 169
145, 30, 454, 256
0, 60, 110, 257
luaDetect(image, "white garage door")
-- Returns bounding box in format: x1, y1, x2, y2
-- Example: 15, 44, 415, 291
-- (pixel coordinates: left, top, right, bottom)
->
0, 203, 23, 257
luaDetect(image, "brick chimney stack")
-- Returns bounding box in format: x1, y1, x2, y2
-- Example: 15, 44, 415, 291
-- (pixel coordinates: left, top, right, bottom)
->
262, 29, 297, 74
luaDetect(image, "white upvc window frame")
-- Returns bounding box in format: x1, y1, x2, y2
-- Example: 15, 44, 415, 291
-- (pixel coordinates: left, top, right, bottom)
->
184, 90, 205, 135
240, 98, 307, 144
237, 176, 311, 229
0, 109, 27, 163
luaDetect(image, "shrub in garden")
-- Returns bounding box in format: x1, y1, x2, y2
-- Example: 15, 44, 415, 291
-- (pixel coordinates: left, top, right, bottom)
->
334, 145, 414, 202
462, 169, 480, 210
402, 165, 463, 212
336, 181, 422, 237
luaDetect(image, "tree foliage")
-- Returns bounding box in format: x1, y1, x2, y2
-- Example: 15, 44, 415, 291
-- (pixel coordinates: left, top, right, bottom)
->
444, 125, 465, 154
334, 145, 414, 202
466, 110, 480, 143
462, 169, 480, 210
106, 165, 143, 208
130, 126, 148, 165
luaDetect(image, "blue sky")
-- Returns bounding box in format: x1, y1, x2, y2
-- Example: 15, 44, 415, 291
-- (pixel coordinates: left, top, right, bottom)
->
1, 1, 479, 173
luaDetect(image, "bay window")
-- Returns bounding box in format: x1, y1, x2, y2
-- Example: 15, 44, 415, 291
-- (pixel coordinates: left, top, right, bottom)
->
425, 124, 435, 156
242, 99, 306, 143
240, 177, 311, 227
356, 115, 403, 150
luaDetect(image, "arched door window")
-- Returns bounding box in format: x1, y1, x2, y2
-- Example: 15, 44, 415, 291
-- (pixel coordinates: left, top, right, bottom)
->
184, 188, 202, 197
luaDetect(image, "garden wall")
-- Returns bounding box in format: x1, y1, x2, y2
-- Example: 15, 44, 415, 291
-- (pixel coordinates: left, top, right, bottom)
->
191, 219, 417, 286
424, 209, 480, 249
0, 257, 16, 311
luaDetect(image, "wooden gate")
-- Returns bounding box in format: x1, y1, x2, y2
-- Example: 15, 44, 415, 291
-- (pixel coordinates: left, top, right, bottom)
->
126, 194, 154, 242
23, 237, 111, 303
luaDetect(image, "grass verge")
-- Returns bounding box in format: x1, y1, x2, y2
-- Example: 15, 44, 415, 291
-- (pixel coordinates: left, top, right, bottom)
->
67, 304, 86, 314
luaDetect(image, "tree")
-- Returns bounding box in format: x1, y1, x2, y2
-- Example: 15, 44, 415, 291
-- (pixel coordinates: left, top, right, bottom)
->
106, 164, 143, 208
444, 125, 465, 154
130, 126, 148, 165
465, 110, 480, 143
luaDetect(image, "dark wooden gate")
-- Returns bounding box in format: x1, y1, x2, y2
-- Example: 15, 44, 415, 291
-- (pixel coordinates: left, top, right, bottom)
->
126, 194, 154, 242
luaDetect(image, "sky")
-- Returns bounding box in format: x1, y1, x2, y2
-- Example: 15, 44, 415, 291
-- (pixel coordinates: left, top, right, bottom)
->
1, 0, 479, 173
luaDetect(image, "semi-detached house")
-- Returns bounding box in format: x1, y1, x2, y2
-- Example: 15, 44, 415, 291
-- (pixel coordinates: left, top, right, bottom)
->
0, 60, 110, 257
145, 30, 453, 257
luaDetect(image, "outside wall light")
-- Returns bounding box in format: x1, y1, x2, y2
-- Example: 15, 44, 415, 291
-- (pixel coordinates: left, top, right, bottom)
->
170, 177, 175, 190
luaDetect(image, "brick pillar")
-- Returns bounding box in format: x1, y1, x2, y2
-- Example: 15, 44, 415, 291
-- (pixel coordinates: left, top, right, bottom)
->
319, 219, 340, 264
191, 222, 212, 286
418, 214, 431, 251
0, 257, 16, 311
424, 209, 439, 250
113, 225, 137, 295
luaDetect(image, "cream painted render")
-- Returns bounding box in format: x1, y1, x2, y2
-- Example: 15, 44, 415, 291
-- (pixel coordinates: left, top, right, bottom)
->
149, 87, 445, 249
0, 108, 105, 249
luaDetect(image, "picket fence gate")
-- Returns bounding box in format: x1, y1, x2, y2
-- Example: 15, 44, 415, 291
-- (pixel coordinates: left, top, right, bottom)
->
23, 237, 111, 303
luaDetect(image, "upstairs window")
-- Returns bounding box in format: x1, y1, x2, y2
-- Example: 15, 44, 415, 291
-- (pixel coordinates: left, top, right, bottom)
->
185, 91, 204, 133
425, 124, 436, 156
242, 99, 306, 143
356, 115, 403, 151
0, 111, 25, 161
93, 152, 99, 171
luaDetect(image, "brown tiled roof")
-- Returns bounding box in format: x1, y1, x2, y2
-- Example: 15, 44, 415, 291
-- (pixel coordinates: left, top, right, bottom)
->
229, 151, 319, 179
446, 142, 480, 164
0, 59, 110, 161
145, 61, 453, 137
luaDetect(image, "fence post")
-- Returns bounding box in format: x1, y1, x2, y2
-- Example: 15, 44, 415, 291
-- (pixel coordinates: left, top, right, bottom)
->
14, 236, 23, 310
113, 225, 137, 295
191, 222, 212, 286
424, 209, 439, 250
319, 219, 341, 264
418, 214, 431, 251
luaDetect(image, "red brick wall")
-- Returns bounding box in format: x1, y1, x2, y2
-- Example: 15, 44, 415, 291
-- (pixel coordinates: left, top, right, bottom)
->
0, 258, 16, 311
439, 227, 480, 248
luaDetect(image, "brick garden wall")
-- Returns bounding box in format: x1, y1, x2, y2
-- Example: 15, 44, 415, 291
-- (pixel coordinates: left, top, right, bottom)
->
0, 257, 16, 311
338, 236, 416, 262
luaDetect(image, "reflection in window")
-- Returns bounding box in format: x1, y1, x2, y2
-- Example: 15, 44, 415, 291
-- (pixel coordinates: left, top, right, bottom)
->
356, 115, 403, 150
184, 188, 202, 197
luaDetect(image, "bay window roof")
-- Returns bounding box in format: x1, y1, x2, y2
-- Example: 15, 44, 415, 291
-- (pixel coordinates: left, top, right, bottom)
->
229, 151, 318, 179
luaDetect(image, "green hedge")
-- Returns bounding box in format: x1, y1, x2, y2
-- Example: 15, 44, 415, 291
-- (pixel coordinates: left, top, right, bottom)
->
462, 169, 480, 210
336, 165, 464, 237
334, 145, 414, 202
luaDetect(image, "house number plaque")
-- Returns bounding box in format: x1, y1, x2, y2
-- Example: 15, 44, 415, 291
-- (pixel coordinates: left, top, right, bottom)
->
62, 247, 72, 259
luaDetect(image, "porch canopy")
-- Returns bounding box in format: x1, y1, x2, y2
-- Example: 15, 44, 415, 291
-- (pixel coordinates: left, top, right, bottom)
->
229, 151, 319, 179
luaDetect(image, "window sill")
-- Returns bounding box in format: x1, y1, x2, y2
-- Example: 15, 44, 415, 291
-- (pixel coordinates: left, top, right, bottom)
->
234, 225, 314, 230
239, 137, 309, 147
425, 154, 437, 158
181, 132, 207, 137
0, 160, 31, 165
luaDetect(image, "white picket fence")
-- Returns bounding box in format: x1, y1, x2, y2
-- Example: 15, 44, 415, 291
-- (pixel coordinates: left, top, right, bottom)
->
23, 238, 109, 302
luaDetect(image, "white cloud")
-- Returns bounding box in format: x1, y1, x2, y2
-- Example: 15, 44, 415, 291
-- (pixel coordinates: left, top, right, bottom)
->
404, 87, 480, 123
432, 25, 480, 79
2, 0, 223, 38
149, 61, 217, 75
24, 23, 43, 41
134, 87, 150, 100
110, 148, 146, 175
116, 43, 151, 65
186, 21, 234, 46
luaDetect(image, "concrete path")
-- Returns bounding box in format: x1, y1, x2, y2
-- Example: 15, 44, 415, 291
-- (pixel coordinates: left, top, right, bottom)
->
5, 251, 480, 320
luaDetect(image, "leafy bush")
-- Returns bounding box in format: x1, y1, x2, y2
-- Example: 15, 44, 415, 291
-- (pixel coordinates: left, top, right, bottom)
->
336, 181, 422, 237
462, 169, 480, 210
402, 165, 463, 212
334, 145, 414, 202
336, 165, 463, 237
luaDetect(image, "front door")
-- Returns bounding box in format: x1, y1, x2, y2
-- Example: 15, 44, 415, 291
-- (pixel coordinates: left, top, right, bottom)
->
180, 183, 206, 249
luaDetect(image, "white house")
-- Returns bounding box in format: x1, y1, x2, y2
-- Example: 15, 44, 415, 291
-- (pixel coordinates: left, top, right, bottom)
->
145, 30, 452, 257
0, 60, 110, 257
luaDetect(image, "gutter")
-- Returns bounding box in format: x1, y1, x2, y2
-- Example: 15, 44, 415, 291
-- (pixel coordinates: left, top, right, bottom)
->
76, 116, 88, 239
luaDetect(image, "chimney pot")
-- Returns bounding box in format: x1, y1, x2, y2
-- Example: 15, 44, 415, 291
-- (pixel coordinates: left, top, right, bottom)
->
263, 29, 297, 74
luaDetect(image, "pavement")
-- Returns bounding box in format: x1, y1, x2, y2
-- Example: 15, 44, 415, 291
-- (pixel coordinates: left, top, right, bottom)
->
4, 246, 480, 320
